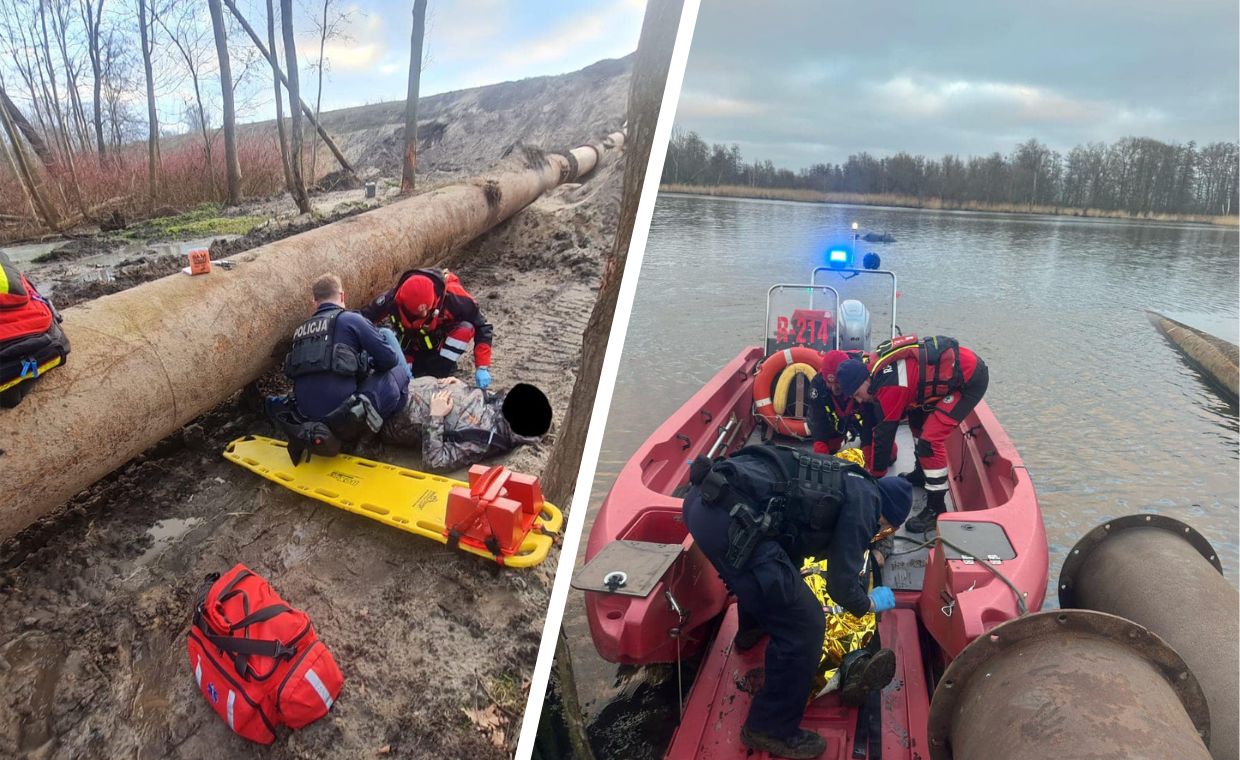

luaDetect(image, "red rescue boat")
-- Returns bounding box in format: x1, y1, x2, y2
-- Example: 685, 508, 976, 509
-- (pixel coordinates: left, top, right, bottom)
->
573, 255, 1048, 759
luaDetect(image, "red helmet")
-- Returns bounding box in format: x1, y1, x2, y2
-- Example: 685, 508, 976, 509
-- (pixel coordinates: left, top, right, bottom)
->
395, 274, 436, 328
820, 349, 849, 383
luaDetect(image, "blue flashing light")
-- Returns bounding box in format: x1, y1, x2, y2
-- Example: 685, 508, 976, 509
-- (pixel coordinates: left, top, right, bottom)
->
828, 248, 851, 267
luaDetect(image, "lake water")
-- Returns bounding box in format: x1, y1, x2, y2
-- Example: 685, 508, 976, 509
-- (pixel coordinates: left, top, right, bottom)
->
563, 194, 1239, 751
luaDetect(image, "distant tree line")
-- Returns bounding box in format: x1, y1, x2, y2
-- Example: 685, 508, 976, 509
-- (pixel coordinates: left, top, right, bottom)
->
662, 130, 1240, 217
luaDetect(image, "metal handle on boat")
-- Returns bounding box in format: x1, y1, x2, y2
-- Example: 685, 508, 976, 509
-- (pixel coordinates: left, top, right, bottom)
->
706, 414, 739, 460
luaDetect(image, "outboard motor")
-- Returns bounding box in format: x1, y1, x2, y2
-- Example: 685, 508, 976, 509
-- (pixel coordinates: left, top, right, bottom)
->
837, 299, 871, 351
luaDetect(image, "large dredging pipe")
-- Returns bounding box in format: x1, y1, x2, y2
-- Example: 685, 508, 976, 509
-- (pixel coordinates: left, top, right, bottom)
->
0, 130, 624, 539
1147, 311, 1239, 403
1058, 513, 1238, 760
926, 609, 1212, 760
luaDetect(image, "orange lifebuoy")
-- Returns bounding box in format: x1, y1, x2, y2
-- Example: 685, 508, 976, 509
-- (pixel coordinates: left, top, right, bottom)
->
754, 346, 822, 438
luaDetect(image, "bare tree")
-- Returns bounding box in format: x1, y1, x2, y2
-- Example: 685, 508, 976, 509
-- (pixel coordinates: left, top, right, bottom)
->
265, 0, 292, 192
207, 0, 241, 205
307, 0, 350, 183
137, 0, 160, 206
279, 0, 310, 212
155, 1, 219, 198
0, 79, 59, 230
48, 0, 92, 153
400, 0, 426, 193
220, 0, 356, 183
79, 0, 107, 157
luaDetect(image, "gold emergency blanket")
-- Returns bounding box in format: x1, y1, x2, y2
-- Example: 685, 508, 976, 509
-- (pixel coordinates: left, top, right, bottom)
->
802, 557, 877, 693
802, 446, 876, 694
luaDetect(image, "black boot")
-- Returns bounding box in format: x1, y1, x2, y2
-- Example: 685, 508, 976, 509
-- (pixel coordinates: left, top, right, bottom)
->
905, 490, 946, 534
740, 726, 828, 759
898, 467, 925, 489
839, 648, 897, 707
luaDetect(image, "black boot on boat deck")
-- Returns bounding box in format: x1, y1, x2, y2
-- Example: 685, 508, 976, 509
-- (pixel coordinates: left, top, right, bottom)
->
839, 648, 896, 707
898, 467, 926, 489
740, 726, 827, 759
905, 490, 946, 534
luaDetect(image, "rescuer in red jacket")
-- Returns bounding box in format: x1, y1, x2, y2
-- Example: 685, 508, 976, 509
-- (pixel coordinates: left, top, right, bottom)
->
836, 336, 989, 533
361, 268, 494, 388
810, 349, 896, 466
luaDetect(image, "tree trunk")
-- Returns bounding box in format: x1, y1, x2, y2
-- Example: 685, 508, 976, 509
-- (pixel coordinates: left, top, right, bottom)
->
221, 0, 357, 183
84, 0, 106, 157
266, 0, 294, 193
138, 0, 160, 208
0, 130, 36, 221
400, 0, 427, 193
309, 0, 328, 184
208, 0, 242, 205
279, 0, 311, 213
0, 87, 55, 170
539, 0, 683, 504
0, 86, 58, 231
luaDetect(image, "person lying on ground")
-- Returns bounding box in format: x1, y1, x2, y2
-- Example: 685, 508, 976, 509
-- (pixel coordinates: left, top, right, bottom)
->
360, 268, 495, 388
267, 273, 412, 463
379, 378, 552, 472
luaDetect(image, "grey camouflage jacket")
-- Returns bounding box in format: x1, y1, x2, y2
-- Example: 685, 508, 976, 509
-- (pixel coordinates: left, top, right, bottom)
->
380, 377, 538, 472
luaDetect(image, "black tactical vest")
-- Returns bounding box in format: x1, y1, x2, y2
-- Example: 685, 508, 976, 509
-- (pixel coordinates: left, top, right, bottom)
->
283, 309, 366, 380
691, 444, 868, 563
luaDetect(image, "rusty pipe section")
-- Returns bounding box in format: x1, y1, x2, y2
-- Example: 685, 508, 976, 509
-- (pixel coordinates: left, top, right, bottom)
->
1058, 513, 1238, 760
927, 609, 1211, 760
0, 131, 623, 539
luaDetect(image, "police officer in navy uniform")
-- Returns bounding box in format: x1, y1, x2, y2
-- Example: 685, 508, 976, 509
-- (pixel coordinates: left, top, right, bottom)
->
269, 273, 411, 462
682, 445, 912, 759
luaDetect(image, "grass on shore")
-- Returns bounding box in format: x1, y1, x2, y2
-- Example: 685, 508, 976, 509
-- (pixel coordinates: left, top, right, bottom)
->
660, 183, 1240, 226
118, 203, 267, 240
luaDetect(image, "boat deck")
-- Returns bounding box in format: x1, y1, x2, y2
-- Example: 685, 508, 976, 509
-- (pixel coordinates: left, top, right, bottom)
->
666, 603, 931, 759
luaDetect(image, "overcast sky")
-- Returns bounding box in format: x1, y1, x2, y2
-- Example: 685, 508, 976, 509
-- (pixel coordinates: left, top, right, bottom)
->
673, 0, 1240, 168
233, 0, 644, 120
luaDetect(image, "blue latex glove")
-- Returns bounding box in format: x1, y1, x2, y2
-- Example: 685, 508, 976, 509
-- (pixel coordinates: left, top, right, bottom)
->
475, 367, 491, 389
868, 586, 896, 613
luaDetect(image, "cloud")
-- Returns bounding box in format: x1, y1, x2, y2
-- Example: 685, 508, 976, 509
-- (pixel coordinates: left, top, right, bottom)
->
497, 4, 641, 67
304, 7, 386, 73
676, 91, 764, 119
671, 0, 1237, 168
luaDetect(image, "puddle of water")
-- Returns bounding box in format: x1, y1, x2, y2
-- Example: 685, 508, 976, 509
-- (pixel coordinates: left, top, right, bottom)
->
0, 241, 61, 266
2, 633, 66, 753
132, 517, 205, 568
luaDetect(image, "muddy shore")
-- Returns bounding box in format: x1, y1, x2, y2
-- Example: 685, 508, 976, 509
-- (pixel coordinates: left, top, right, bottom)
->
0, 144, 623, 759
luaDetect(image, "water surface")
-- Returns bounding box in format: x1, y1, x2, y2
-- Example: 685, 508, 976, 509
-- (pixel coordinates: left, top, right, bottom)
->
567, 196, 1239, 741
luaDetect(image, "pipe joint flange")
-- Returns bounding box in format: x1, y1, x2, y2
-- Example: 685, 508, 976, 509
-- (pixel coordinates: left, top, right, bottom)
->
1058, 513, 1223, 608
550, 151, 579, 183
925, 609, 1210, 760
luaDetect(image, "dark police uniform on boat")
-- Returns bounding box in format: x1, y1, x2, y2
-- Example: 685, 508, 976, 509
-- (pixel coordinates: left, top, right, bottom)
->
288, 303, 408, 421
682, 445, 903, 741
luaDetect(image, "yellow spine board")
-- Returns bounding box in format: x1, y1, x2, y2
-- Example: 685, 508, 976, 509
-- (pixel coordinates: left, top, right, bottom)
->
223, 435, 563, 567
